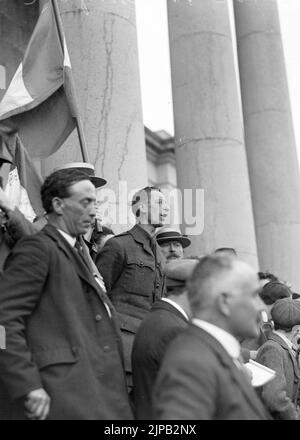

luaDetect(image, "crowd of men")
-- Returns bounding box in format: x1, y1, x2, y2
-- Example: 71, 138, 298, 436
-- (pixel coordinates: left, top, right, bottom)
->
1, 158, 300, 420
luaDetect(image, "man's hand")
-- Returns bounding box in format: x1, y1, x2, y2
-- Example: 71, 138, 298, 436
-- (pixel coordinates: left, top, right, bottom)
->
24, 388, 51, 420
0, 187, 13, 215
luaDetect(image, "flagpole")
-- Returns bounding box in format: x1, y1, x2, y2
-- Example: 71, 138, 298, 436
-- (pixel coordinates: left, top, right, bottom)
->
51, 0, 90, 163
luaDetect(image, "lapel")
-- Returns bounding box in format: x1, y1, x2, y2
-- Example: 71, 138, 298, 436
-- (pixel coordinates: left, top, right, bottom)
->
268, 332, 300, 379
188, 324, 269, 419
152, 299, 189, 323
128, 224, 154, 258
42, 224, 101, 295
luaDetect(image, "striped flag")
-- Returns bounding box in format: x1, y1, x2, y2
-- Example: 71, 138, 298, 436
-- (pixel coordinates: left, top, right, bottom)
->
0, 0, 76, 159
1, 130, 44, 221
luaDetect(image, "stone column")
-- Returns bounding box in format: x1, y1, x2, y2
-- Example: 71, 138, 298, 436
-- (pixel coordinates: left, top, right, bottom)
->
40, 0, 148, 231
234, 0, 300, 289
0, 1, 38, 100
167, 0, 258, 267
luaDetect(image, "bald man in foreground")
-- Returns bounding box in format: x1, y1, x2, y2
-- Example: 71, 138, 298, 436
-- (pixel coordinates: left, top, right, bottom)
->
153, 254, 271, 420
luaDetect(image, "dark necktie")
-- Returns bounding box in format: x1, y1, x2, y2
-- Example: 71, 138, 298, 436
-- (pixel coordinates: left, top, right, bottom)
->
74, 239, 89, 268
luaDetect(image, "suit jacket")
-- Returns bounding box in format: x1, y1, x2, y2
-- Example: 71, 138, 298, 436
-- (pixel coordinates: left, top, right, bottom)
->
0, 224, 132, 420
153, 323, 270, 420
132, 299, 188, 419
96, 224, 165, 376
256, 332, 300, 420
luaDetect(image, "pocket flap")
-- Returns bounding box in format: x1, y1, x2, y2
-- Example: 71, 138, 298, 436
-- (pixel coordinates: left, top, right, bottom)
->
117, 313, 141, 334
32, 346, 79, 369
126, 256, 154, 271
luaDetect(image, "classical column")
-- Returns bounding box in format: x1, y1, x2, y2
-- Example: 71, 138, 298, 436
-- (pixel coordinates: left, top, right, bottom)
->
40, 0, 148, 230
0, 1, 38, 100
234, 0, 300, 289
167, 0, 258, 267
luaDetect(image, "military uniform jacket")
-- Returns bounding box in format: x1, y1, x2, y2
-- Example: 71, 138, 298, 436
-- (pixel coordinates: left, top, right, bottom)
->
0, 224, 132, 420
96, 224, 165, 374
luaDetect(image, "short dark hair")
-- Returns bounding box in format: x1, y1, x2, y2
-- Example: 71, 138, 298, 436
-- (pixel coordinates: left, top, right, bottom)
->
187, 254, 235, 312
41, 169, 92, 214
258, 271, 279, 282
131, 186, 161, 218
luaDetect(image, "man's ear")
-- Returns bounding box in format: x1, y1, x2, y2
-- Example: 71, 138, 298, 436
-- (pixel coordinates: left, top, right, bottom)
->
217, 292, 231, 317
52, 197, 64, 215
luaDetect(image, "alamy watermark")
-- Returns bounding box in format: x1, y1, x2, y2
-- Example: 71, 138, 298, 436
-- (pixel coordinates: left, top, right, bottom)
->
96, 182, 205, 236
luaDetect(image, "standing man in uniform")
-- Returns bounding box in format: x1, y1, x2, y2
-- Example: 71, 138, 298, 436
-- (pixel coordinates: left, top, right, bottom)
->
96, 186, 169, 392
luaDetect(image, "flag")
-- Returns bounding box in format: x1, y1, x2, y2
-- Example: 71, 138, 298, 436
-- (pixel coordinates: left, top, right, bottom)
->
0, 129, 44, 221
0, 0, 77, 159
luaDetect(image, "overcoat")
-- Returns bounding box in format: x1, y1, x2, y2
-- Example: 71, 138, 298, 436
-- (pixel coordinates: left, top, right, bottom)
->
132, 299, 188, 419
0, 224, 132, 420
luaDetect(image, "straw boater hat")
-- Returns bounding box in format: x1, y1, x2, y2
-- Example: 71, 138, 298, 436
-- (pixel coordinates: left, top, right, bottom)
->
155, 227, 191, 248
55, 162, 107, 188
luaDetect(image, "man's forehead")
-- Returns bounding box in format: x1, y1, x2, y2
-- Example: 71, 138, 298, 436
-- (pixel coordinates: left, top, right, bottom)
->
68, 179, 96, 197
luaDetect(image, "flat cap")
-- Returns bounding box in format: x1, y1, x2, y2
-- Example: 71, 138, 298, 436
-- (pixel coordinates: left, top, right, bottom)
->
271, 297, 300, 329
260, 281, 292, 305
165, 259, 198, 291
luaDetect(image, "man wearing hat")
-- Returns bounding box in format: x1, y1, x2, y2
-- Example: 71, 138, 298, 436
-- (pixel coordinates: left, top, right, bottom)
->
256, 297, 300, 419
155, 227, 191, 263
0, 162, 106, 269
0, 168, 132, 420
132, 259, 197, 419
240, 281, 293, 362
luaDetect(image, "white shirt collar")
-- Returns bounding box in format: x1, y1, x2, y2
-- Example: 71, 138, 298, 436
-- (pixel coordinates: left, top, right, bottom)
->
273, 330, 294, 350
192, 318, 241, 360
161, 298, 189, 321
57, 229, 76, 248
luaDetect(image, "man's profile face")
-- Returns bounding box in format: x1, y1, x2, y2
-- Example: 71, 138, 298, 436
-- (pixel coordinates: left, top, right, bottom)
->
160, 240, 184, 261
148, 190, 169, 227
59, 180, 96, 237
226, 266, 264, 340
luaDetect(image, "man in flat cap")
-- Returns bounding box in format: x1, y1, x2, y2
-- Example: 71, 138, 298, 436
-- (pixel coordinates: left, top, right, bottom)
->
153, 253, 270, 420
155, 226, 191, 263
256, 297, 300, 420
132, 259, 197, 419
241, 281, 293, 362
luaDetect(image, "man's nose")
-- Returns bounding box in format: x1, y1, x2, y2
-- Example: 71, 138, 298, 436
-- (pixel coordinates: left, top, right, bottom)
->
89, 202, 97, 218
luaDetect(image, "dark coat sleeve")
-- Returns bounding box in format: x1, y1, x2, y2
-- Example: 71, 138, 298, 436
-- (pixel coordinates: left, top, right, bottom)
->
256, 344, 299, 420
95, 238, 125, 293
5, 208, 45, 243
0, 236, 50, 400
153, 355, 217, 420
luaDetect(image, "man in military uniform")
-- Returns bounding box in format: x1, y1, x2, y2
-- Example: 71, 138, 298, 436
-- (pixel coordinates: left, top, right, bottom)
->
96, 186, 169, 392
